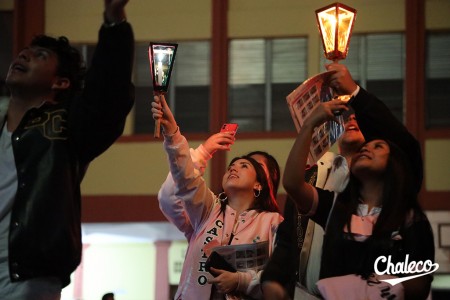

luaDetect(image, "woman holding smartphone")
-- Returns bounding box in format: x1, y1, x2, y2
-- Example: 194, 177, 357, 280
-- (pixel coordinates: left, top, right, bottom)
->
152, 95, 282, 300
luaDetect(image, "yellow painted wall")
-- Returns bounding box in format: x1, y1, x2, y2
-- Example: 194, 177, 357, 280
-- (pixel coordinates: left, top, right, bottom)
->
41, 0, 450, 196
426, 0, 450, 29
82, 140, 205, 195
228, 0, 405, 38
0, 0, 13, 10
81, 138, 294, 195
425, 140, 450, 191
45, 0, 211, 42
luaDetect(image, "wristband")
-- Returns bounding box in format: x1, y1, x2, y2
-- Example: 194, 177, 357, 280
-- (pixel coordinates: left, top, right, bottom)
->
103, 12, 126, 28
163, 126, 179, 137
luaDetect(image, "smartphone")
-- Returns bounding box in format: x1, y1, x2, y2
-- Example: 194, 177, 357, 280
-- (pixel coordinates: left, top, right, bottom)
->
220, 123, 239, 136
205, 251, 236, 276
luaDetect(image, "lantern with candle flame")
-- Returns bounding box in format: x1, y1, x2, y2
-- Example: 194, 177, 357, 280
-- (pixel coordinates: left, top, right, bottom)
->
148, 42, 178, 137
316, 2, 356, 61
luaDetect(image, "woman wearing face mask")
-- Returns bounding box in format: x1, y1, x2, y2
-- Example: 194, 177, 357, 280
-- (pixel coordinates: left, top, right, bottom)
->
283, 99, 434, 300
152, 95, 282, 300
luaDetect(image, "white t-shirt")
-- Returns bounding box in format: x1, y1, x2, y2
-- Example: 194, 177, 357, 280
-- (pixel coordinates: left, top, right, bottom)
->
0, 123, 61, 298
0, 123, 17, 261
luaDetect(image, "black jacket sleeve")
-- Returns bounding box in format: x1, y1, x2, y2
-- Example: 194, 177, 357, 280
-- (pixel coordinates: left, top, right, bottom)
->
261, 196, 299, 298
70, 22, 135, 163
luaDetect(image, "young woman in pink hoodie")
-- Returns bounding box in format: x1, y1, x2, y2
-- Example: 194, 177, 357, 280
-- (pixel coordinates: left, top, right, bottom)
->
152, 94, 283, 300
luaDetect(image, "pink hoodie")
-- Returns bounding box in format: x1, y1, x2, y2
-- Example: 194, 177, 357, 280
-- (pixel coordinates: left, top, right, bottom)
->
159, 131, 283, 299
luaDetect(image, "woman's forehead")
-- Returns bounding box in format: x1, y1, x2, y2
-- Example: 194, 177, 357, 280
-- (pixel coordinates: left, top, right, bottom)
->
356, 139, 389, 152
366, 139, 389, 146
230, 158, 251, 165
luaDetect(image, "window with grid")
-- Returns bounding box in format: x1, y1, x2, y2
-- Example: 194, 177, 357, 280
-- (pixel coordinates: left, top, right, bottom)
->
228, 38, 308, 132
322, 33, 406, 123
75, 42, 211, 134
133, 35, 406, 133
133, 38, 307, 134
425, 32, 450, 128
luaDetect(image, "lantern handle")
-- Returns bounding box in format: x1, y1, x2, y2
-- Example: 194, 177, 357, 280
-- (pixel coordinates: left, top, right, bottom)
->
154, 90, 163, 138
154, 119, 161, 138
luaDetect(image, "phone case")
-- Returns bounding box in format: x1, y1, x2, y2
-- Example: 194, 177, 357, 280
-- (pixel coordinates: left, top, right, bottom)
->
205, 251, 236, 276
220, 123, 239, 136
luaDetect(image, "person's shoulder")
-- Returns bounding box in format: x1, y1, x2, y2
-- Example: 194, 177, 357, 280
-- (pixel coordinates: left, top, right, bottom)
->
259, 210, 284, 224
261, 210, 282, 216
405, 208, 431, 228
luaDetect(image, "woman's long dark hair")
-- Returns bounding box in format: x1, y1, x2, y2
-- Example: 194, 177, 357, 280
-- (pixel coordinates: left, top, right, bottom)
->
246, 151, 281, 196
218, 155, 279, 214
321, 139, 426, 278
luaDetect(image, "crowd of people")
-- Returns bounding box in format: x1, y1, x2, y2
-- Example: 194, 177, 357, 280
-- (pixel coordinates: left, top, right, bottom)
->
152, 62, 434, 300
0, 0, 435, 299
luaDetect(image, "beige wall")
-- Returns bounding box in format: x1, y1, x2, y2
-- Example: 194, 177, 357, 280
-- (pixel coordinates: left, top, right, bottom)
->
45, 0, 211, 42
0, 0, 13, 11
427, 0, 450, 29
82, 138, 294, 195
425, 140, 450, 191
42, 0, 450, 196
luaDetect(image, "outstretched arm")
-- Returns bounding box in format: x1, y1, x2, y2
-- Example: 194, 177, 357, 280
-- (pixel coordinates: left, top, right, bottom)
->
158, 132, 235, 238
74, 0, 134, 163
326, 63, 423, 191
261, 197, 299, 299
283, 99, 348, 214
104, 0, 128, 23
152, 95, 224, 230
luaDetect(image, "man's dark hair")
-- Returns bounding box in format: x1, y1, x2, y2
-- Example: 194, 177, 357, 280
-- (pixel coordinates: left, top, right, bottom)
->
30, 35, 85, 101
102, 292, 114, 300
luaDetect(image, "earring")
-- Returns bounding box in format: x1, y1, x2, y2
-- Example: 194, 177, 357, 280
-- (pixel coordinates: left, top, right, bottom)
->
218, 192, 228, 202
254, 189, 261, 198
